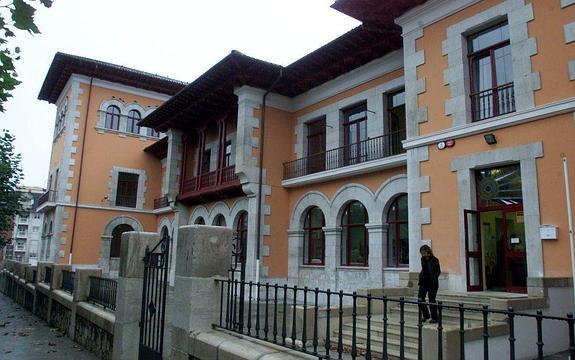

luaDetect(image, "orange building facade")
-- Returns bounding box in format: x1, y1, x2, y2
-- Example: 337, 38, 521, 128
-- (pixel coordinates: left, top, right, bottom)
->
37, 0, 575, 302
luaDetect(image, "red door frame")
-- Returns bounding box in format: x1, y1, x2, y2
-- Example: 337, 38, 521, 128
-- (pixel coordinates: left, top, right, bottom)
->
501, 208, 527, 293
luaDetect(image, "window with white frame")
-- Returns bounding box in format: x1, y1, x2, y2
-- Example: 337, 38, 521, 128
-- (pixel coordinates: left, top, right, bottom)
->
104, 105, 121, 130
127, 109, 141, 134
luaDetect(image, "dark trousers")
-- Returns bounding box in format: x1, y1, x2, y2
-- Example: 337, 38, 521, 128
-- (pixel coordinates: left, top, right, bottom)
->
418, 283, 438, 320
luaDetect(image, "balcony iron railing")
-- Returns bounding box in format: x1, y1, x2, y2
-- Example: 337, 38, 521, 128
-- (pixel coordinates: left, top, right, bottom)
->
182, 165, 240, 194
283, 130, 406, 180
88, 276, 117, 311
61, 270, 74, 294
471, 82, 515, 122
37, 190, 57, 207
115, 195, 137, 208
153, 196, 170, 210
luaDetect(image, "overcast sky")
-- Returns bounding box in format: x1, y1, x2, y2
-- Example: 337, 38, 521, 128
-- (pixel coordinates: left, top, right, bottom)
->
1, 0, 359, 188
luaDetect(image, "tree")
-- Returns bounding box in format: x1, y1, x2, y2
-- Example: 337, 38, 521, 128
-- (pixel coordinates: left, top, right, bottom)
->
0, 0, 53, 112
0, 130, 23, 247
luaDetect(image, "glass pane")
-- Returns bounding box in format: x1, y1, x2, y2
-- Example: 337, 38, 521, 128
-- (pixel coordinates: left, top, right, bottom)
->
391, 91, 405, 108
310, 230, 324, 263
466, 212, 479, 252
349, 227, 366, 264
506, 212, 526, 252
508, 257, 527, 288
341, 227, 348, 265
397, 195, 408, 221
471, 23, 509, 52
387, 226, 396, 266
399, 224, 409, 265
494, 45, 513, 85
469, 257, 481, 287
477, 165, 522, 208
310, 208, 324, 228
348, 202, 366, 224
473, 55, 493, 92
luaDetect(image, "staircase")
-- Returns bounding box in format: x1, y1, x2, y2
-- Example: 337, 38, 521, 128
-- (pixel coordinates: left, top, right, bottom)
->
330, 291, 514, 359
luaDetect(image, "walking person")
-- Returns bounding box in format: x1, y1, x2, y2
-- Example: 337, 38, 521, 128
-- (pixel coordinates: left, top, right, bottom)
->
418, 244, 441, 323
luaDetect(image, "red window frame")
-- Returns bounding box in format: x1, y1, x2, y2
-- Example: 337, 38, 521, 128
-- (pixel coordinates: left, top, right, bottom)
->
105, 105, 120, 130
341, 201, 369, 266
224, 141, 232, 167
303, 207, 325, 265
127, 110, 141, 134
387, 194, 408, 268
342, 103, 368, 165
468, 22, 514, 122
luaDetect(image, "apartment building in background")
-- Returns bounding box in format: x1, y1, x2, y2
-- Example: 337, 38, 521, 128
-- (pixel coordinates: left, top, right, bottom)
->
34, 0, 575, 312
3, 186, 45, 264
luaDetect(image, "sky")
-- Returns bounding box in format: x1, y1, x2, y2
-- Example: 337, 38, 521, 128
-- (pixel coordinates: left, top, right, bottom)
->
1, 0, 359, 188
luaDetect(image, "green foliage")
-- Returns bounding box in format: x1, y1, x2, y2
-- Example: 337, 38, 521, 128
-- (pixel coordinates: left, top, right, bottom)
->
0, 0, 52, 112
0, 130, 23, 247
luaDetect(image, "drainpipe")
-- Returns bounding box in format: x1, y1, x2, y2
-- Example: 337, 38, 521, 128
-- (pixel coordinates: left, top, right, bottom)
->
255, 68, 283, 284
561, 155, 575, 303
69, 75, 95, 264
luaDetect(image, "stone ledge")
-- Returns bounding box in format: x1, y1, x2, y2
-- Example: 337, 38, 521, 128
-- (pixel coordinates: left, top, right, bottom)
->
188, 330, 318, 360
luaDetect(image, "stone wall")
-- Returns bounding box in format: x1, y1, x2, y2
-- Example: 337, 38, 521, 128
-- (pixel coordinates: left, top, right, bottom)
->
0, 259, 115, 359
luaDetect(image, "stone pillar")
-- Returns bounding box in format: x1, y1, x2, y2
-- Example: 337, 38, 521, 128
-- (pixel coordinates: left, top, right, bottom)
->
171, 225, 233, 360
112, 232, 159, 360
366, 223, 386, 288
99, 235, 112, 275
287, 229, 304, 285
165, 129, 183, 201
323, 227, 340, 290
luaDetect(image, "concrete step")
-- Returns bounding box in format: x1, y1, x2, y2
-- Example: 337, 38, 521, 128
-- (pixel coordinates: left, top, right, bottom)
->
329, 336, 419, 360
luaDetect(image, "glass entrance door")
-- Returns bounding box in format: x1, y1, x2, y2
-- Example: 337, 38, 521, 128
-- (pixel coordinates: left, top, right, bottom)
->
503, 210, 527, 292
464, 210, 483, 291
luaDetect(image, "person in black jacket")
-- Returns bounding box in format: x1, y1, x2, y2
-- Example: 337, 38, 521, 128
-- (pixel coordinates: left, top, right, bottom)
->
418, 244, 441, 323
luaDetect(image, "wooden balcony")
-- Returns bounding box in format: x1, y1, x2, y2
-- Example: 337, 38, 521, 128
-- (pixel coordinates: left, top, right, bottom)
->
178, 165, 243, 205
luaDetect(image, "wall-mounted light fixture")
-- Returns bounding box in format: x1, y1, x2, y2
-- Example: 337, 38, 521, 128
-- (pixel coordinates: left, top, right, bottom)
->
484, 133, 497, 145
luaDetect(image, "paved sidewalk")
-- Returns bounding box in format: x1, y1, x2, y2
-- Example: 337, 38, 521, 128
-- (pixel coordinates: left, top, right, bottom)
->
0, 293, 97, 360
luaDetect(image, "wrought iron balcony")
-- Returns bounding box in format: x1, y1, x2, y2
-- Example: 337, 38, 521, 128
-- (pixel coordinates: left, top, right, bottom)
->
178, 165, 242, 205
283, 131, 406, 180
471, 82, 515, 122
153, 196, 170, 210
37, 190, 57, 210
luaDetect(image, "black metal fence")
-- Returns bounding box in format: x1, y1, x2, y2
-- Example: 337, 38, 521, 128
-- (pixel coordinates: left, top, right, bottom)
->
215, 279, 575, 360
62, 270, 75, 294
88, 276, 117, 311
44, 267, 52, 284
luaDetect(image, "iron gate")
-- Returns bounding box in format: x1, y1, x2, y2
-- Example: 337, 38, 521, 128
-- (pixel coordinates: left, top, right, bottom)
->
138, 232, 170, 360
226, 233, 246, 331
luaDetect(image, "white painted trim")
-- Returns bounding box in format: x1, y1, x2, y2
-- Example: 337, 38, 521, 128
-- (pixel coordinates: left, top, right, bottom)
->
152, 207, 174, 215
395, 0, 482, 35
281, 154, 407, 188
403, 97, 575, 150
94, 126, 161, 141
46, 203, 157, 214
292, 50, 404, 111
73, 74, 172, 101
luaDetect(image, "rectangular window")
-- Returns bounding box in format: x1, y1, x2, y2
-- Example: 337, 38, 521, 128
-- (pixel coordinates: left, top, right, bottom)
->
468, 22, 515, 121
201, 149, 211, 174
224, 141, 232, 167
306, 118, 326, 174
342, 103, 368, 165
115, 172, 139, 208
386, 90, 406, 156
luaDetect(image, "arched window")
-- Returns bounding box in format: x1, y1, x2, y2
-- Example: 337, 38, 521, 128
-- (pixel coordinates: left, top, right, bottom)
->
387, 194, 408, 267
303, 207, 325, 265
341, 201, 368, 266
160, 225, 169, 238
235, 211, 248, 262
105, 105, 121, 130
110, 224, 134, 258
213, 214, 226, 227
194, 217, 205, 225
127, 110, 141, 134
147, 127, 160, 138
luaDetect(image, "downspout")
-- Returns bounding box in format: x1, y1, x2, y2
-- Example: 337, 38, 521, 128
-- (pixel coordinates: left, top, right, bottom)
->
68, 75, 95, 264
255, 68, 283, 283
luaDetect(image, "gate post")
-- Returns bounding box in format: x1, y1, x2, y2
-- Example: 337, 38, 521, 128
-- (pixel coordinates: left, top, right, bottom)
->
112, 232, 159, 360
171, 225, 233, 360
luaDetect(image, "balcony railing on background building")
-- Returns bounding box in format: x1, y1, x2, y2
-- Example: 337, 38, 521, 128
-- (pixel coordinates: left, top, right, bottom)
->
182, 165, 240, 194
283, 130, 406, 180
61, 270, 74, 294
215, 279, 575, 360
37, 190, 57, 207
153, 196, 169, 210
471, 82, 515, 122
88, 276, 117, 311
43, 267, 52, 284
115, 195, 137, 208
